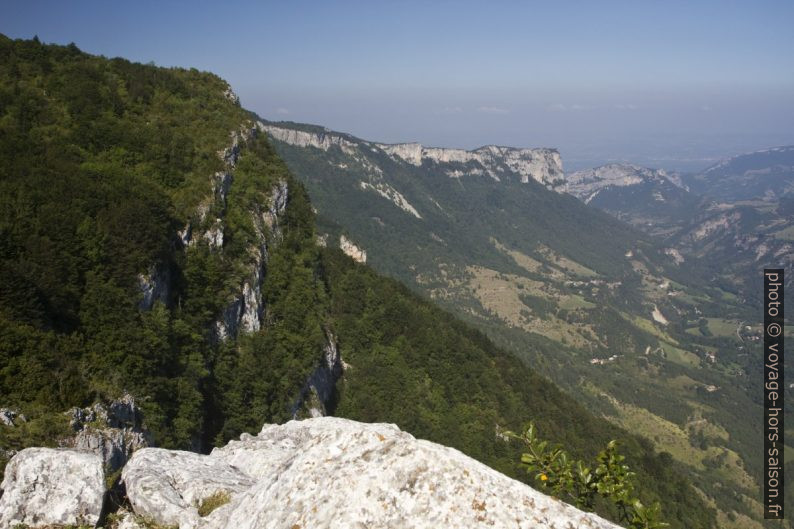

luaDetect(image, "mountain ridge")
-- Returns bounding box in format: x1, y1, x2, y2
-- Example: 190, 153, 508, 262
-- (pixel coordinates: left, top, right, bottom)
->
260, 120, 565, 187
262, 118, 777, 528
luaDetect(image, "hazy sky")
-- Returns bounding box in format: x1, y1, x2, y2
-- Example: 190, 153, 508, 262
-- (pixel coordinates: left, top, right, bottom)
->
3, 0, 794, 170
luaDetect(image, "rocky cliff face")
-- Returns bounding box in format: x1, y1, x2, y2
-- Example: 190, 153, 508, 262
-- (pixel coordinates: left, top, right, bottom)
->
379, 142, 564, 186
560, 163, 685, 203
60, 393, 152, 474
339, 234, 367, 263
290, 333, 343, 418
260, 122, 564, 187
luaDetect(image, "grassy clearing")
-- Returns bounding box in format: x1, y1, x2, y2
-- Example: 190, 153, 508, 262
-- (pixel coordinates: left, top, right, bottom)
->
537, 245, 599, 278
491, 239, 545, 274
706, 318, 737, 338
558, 294, 596, 310
582, 381, 756, 494
465, 266, 595, 347
620, 312, 679, 344
660, 343, 700, 368
772, 224, 794, 241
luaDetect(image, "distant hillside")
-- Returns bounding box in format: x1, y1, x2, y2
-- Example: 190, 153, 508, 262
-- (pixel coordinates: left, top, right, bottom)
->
263, 119, 785, 528
559, 164, 702, 238
560, 159, 793, 311
684, 146, 794, 201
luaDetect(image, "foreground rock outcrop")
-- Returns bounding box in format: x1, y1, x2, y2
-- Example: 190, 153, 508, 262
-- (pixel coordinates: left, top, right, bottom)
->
0, 447, 105, 527
122, 417, 620, 529
61, 393, 152, 474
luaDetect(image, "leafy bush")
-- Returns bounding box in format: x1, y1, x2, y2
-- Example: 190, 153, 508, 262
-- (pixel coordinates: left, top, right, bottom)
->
508, 422, 667, 529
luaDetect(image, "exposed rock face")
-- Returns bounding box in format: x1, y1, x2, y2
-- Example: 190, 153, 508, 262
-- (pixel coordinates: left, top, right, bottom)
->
213, 171, 233, 208
259, 124, 359, 155
261, 179, 289, 240
182, 124, 257, 251
62, 394, 152, 474
359, 180, 422, 218
561, 164, 684, 203
381, 143, 564, 186
122, 417, 621, 529
340, 234, 367, 263
291, 333, 343, 418
0, 408, 25, 427
664, 247, 684, 264
0, 447, 105, 528
212, 179, 289, 342
137, 263, 170, 310
261, 122, 564, 187
212, 296, 244, 342
685, 211, 740, 242
122, 448, 255, 529
222, 85, 240, 106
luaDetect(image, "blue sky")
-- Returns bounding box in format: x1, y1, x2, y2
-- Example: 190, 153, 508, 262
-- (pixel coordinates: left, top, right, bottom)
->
3, 0, 794, 169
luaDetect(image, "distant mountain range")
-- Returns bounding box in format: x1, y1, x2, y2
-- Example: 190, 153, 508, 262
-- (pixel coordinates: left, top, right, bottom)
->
684, 146, 794, 201
558, 164, 701, 238
553, 152, 793, 305
262, 119, 783, 528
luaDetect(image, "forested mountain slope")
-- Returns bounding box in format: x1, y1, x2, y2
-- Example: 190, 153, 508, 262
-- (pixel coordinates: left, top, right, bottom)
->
263, 119, 785, 528
0, 36, 715, 528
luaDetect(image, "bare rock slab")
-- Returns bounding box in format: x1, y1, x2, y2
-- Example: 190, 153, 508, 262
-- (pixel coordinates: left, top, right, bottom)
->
124, 417, 621, 529
0, 447, 105, 528
122, 448, 255, 529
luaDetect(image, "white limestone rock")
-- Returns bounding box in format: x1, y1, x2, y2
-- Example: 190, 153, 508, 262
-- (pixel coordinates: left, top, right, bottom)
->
261, 123, 564, 187
664, 247, 685, 264
378, 143, 564, 186
213, 180, 289, 342
239, 278, 261, 334
122, 448, 255, 529
204, 218, 225, 249
0, 447, 105, 528
111, 510, 148, 529
340, 234, 367, 263
212, 295, 244, 342
291, 332, 343, 418
214, 171, 233, 208
262, 179, 289, 239
122, 417, 621, 529
651, 305, 669, 326
259, 123, 358, 156
0, 408, 25, 427
137, 263, 170, 310
561, 164, 684, 203
222, 85, 240, 106
359, 181, 422, 218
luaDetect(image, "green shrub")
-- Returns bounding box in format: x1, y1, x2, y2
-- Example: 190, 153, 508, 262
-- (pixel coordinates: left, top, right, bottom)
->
508, 422, 667, 529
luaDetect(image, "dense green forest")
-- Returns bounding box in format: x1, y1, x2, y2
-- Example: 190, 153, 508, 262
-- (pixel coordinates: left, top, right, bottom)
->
0, 35, 716, 528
